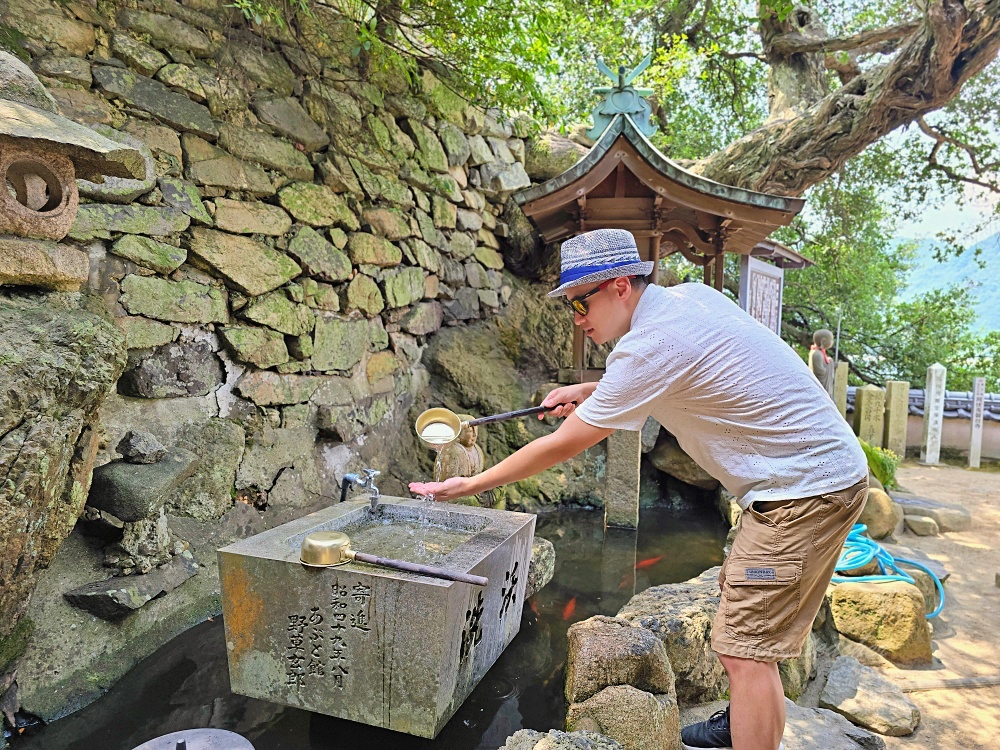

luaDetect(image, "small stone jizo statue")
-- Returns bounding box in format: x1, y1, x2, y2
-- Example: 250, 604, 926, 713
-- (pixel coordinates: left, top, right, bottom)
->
808, 329, 835, 398
432, 415, 500, 507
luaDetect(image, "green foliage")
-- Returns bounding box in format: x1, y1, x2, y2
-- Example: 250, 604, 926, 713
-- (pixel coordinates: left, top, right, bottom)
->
859, 439, 900, 490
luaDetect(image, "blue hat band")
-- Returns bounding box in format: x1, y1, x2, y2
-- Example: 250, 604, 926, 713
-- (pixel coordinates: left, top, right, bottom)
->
560, 261, 636, 285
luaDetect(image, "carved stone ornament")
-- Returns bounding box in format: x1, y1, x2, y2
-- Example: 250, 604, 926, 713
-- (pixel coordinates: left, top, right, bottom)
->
0, 141, 79, 240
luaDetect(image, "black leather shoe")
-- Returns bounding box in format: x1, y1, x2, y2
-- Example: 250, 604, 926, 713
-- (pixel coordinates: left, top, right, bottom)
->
681, 705, 732, 749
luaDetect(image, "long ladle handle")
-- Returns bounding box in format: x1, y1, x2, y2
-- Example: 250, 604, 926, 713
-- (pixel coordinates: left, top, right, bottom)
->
467, 402, 576, 427
350, 551, 489, 586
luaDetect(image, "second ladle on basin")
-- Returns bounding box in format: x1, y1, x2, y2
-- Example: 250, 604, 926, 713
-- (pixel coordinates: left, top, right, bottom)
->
300, 531, 489, 586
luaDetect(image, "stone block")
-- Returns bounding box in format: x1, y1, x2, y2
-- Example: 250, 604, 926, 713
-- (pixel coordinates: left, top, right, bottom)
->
362, 207, 411, 240
347, 232, 402, 267
404, 118, 449, 173
158, 177, 214, 225
303, 80, 363, 136
828, 581, 932, 665
88, 448, 199, 522
566, 685, 680, 750
118, 340, 224, 398
240, 290, 314, 335
64, 551, 199, 620
234, 371, 324, 406
834, 362, 849, 418
116, 8, 212, 53
345, 274, 385, 316
0, 236, 88, 291
114, 316, 178, 350
819, 656, 919, 736
442, 286, 480, 321
566, 616, 675, 703
351, 158, 413, 206
500, 730, 624, 750
49, 86, 114, 125
312, 315, 370, 371
230, 45, 295, 96
253, 95, 329, 151
183, 135, 274, 195
111, 235, 186, 274
278, 182, 359, 229
116, 431, 167, 464
188, 228, 301, 296
401, 302, 443, 335
218, 124, 314, 181
111, 33, 169, 77
287, 226, 352, 282
448, 232, 476, 259
92, 65, 217, 140
69, 204, 190, 242
120, 275, 227, 323
438, 122, 472, 166
904, 515, 938, 536
219, 499, 535, 738
212, 198, 292, 236
921, 363, 946, 464
219, 326, 289, 368
383, 267, 425, 308
468, 134, 495, 166
155, 63, 208, 101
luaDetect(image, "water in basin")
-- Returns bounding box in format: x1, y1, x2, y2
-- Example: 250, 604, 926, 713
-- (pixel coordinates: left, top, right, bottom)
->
342, 518, 475, 565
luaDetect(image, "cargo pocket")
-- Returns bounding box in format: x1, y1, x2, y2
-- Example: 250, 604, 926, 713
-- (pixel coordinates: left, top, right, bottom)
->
724, 557, 802, 640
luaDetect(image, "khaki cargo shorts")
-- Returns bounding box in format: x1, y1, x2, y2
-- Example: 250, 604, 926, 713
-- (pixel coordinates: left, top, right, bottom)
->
711, 477, 869, 663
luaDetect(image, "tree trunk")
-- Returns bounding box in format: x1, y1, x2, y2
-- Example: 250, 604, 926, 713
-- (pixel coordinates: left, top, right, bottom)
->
691, 0, 1000, 197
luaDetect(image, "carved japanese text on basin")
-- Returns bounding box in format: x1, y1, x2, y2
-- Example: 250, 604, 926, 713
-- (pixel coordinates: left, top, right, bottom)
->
218, 498, 535, 738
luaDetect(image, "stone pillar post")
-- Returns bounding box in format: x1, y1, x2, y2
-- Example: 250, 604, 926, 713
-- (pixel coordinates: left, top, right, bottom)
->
883, 381, 910, 458
970, 377, 986, 469
853, 385, 885, 447
605, 430, 640, 529
921, 363, 947, 465
600, 527, 638, 612
834, 362, 849, 419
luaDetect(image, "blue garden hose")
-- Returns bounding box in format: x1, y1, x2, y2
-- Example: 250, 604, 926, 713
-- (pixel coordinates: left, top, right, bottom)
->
831, 523, 946, 618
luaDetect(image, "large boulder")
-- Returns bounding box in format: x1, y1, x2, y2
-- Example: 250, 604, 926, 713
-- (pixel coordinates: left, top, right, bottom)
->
857, 488, 903, 540
778, 631, 816, 700
566, 684, 680, 750
819, 656, 920, 736
616, 568, 728, 704
525, 536, 555, 598
501, 729, 624, 750
827, 581, 932, 665
565, 616, 675, 703
648, 433, 719, 490
0, 301, 126, 645
525, 131, 589, 180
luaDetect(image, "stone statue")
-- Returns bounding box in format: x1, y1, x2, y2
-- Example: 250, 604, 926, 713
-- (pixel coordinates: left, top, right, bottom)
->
809, 329, 836, 398
433, 415, 501, 507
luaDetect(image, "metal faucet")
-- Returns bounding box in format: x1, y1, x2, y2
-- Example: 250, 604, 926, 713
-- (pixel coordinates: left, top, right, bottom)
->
340, 469, 381, 510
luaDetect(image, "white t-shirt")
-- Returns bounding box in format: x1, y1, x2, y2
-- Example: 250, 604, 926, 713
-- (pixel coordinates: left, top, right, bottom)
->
576, 283, 867, 508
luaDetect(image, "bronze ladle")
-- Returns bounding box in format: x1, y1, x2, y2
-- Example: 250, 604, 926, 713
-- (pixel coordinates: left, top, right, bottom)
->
414, 403, 572, 451
299, 531, 488, 586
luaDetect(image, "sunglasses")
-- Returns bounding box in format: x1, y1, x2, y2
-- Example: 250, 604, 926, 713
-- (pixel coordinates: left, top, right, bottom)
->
562, 278, 627, 315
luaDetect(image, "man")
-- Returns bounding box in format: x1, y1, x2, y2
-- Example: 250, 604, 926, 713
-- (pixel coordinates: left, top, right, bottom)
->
409, 228, 868, 750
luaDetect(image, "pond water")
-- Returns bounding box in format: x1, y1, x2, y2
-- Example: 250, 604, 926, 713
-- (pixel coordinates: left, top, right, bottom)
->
13, 501, 727, 750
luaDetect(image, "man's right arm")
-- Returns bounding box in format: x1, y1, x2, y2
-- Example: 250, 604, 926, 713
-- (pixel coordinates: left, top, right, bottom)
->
539, 382, 599, 419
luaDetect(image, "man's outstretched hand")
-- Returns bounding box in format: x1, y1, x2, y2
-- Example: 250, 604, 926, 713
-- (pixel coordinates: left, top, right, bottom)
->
409, 476, 471, 502
539, 382, 597, 419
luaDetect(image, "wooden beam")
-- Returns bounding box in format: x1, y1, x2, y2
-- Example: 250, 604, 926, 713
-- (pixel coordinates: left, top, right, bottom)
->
650, 234, 661, 285
615, 161, 626, 198
714, 250, 724, 290
703, 257, 712, 285
573, 326, 585, 371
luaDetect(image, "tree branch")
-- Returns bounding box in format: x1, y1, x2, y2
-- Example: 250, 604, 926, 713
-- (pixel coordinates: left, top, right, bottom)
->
693, 0, 1000, 196
770, 20, 920, 56
917, 115, 1000, 193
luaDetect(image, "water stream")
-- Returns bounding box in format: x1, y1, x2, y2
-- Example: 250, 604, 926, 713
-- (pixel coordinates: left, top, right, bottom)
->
13, 501, 727, 750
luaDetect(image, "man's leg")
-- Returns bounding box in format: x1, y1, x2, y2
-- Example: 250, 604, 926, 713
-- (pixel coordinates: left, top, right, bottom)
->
719, 654, 784, 750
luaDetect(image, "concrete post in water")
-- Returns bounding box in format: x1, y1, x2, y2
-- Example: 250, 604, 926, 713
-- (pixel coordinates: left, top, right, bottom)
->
853, 384, 885, 447
970, 377, 986, 469
883, 380, 910, 458
921, 363, 947, 465
605, 430, 640, 529
834, 362, 849, 419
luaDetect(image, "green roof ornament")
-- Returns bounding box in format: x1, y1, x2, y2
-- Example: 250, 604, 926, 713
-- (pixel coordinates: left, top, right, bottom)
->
587, 53, 657, 141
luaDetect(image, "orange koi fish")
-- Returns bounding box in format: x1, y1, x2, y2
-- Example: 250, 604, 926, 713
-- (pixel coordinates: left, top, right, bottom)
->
562, 596, 577, 620
634, 556, 663, 570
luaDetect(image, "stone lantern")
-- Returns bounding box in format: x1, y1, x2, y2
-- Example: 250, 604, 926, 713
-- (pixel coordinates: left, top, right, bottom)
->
0, 51, 144, 289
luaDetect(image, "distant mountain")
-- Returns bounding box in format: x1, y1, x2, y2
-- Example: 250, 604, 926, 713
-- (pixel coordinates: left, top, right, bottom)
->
898, 231, 1000, 333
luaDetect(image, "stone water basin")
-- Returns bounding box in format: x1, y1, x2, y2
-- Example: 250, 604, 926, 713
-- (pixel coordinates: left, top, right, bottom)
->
217, 498, 535, 739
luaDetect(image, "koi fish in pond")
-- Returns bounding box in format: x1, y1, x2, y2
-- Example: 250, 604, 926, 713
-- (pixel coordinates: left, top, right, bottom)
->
634, 556, 663, 570
562, 596, 577, 621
